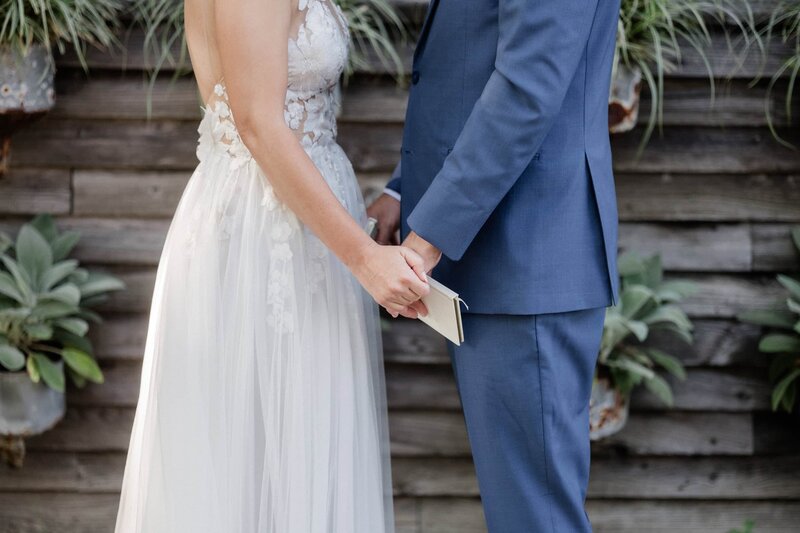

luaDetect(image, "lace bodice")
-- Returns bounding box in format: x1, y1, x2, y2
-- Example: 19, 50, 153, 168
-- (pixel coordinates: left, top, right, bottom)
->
197, 0, 349, 162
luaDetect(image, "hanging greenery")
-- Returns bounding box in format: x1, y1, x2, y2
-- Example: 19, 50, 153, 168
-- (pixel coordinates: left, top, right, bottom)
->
763, 1, 800, 146
131, 0, 408, 79
0, 0, 125, 69
615, 0, 761, 147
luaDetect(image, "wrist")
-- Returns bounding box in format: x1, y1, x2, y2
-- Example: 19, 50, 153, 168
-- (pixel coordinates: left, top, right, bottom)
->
406, 231, 439, 256
342, 234, 377, 272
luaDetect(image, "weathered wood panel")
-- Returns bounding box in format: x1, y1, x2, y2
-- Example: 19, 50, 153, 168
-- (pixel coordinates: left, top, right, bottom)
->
390, 411, 755, 457
73, 171, 189, 218
85, 312, 763, 370
11, 118, 800, 175
58, 360, 771, 412
0, 169, 71, 215
618, 222, 752, 271
0, 493, 120, 533
418, 498, 800, 533
391, 455, 800, 499
88, 268, 786, 317
615, 173, 800, 222
752, 223, 800, 271
2, 494, 800, 533
3, 453, 799, 499
59, 168, 800, 222
50, 74, 800, 128
25, 407, 754, 457
5, 215, 797, 273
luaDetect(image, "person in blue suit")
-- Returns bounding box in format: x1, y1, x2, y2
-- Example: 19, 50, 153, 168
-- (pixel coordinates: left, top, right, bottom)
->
367, 0, 621, 530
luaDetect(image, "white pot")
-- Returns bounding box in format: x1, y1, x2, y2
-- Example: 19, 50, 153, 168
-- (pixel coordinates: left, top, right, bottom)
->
608, 63, 642, 134
0, 362, 65, 467
589, 375, 629, 441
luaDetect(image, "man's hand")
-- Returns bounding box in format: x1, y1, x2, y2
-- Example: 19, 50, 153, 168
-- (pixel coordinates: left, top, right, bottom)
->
403, 231, 442, 275
366, 193, 401, 245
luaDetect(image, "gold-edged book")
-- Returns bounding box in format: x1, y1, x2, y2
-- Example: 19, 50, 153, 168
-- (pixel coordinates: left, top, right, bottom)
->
419, 277, 465, 346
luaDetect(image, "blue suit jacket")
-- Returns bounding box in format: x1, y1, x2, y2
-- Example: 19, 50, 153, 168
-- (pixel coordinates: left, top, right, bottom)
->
387, 0, 621, 315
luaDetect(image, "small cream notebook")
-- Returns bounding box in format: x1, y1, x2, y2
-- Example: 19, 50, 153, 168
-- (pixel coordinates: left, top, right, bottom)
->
419, 278, 465, 346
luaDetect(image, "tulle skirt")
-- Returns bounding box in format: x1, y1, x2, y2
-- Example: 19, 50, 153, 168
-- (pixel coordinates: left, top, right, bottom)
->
115, 140, 394, 533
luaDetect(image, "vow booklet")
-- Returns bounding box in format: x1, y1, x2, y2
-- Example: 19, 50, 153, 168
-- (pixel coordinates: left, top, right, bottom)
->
419, 278, 465, 346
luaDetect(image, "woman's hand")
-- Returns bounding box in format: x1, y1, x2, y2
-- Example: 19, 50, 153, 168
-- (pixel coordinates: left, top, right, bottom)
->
352, 242, 431, 318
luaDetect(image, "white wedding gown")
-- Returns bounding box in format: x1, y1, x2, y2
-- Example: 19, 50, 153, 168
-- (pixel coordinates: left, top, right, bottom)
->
115, 1, 394, 531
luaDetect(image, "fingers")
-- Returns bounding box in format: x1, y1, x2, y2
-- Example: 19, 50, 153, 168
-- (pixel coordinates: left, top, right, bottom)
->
373, 218, 400, 246
398, 306, 419, 319
399, 248, 431, 298
407, 299, 428, 317
382, 300, 407, 318
375, 225, 394, 246
386, 300, 427, 320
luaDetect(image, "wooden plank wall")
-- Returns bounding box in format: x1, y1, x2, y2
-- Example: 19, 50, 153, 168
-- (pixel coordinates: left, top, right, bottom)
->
2, 2, 800, 531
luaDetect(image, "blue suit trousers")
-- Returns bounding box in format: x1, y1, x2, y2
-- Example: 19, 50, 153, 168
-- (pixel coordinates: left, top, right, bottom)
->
448, 308, 606, 532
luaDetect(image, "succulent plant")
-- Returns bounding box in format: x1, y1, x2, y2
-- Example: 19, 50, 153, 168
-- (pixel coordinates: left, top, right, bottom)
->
739, 226, 800, 413
599, 253, 695, 406
0, 215, 124, 392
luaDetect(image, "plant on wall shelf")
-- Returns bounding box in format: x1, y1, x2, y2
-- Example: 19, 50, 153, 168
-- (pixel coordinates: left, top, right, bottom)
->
0, 0, 125, 173
590, 253, 695, 439
763, 1, 800, 146
133, 0, 408, 85
739, 226, 800, 413
0, 215, 124, 466
611, 0, 760, 145
0, 0, 124, 69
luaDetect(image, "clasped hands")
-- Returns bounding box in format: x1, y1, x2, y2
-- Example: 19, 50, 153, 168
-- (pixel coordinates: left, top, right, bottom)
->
357, 193, 442, 319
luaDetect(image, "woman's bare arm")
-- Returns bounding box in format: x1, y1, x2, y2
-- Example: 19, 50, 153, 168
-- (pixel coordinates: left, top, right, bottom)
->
213, 0, 428, 316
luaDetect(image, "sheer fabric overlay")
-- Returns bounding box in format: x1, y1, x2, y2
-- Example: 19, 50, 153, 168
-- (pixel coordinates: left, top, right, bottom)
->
115, 1, 394, 531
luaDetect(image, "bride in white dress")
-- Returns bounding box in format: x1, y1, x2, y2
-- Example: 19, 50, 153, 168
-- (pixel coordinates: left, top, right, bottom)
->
114, 0, 430, 531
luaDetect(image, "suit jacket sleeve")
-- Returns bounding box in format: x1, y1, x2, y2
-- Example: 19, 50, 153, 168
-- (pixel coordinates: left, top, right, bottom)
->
407, 0, 601, 261
385, 162, 402, 196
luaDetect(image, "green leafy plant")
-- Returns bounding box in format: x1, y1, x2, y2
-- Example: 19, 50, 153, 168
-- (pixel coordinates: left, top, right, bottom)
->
132, 0, 408, 81
739, 226, 800, 413
0, 215, 124, 392
0, 0, 125, 69
616, 0, 760, 147
763, 1, 800, 146
598, 253, 695, 406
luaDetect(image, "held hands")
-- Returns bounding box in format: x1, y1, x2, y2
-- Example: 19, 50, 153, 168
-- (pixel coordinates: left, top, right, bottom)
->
362, 193, 442, 319
402, 231, 442, 274
352, 242, 431, 319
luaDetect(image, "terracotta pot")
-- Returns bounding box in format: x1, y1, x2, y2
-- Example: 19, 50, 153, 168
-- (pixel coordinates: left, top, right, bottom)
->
589, 374, 629, 441
608, 63, 642, 134
0, 362, 65, 467
0, 43, 56, 175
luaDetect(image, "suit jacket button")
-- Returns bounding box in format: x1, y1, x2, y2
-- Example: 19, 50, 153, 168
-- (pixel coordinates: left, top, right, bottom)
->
411, 71, 420, 84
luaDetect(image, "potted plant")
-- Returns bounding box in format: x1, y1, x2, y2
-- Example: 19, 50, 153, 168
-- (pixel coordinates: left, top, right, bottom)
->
739, 226, 800, 413
590, 253, 695, 440
132, 0, 408, 86
611, 0, 760, 142
0, 0, 124, 174
0, 215, 124, 467
763, 1, 800, 146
